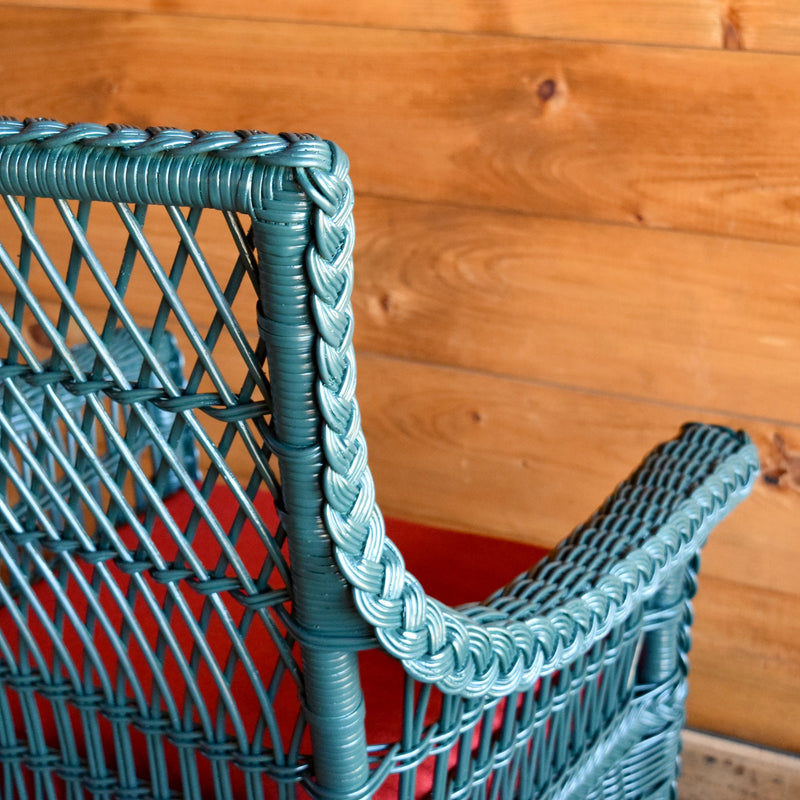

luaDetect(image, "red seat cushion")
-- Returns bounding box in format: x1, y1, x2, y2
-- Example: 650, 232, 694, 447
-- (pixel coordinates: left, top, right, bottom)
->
384, 516, 548, 607
361, 517, 549, 798
2, 486, 548, 797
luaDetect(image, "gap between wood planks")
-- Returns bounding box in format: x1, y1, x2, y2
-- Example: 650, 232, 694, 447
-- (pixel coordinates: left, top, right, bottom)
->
679, 730, 800, 800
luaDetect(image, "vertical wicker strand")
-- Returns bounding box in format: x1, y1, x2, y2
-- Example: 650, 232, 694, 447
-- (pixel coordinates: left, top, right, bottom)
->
251, 159, 370, 797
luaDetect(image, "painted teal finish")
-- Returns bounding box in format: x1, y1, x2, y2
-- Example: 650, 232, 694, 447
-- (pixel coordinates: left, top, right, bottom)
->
0, 118, 760, 798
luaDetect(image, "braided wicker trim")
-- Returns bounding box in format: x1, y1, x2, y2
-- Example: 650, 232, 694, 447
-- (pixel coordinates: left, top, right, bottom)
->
296, 145, 761, 698
0, 117, 332, 169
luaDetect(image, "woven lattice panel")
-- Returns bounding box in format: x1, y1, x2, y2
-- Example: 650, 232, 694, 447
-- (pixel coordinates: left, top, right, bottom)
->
0, 193, 306, 797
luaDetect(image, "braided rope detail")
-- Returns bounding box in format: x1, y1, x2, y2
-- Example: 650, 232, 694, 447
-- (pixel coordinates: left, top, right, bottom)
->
0, 117, 332, 168
301, 144, 761, 698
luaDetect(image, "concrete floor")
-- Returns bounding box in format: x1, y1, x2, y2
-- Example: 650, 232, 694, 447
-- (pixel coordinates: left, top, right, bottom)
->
679, 730, 800, 800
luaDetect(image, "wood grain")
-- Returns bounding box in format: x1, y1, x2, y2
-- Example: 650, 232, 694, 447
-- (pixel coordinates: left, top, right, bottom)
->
689, 577, 800, 752
4, 8, 800, 245
0, 201, 257, 331
354, 353, 795, 579
352, 196, 800, 423
8, 194, 800, 424
13, 0, 800, 55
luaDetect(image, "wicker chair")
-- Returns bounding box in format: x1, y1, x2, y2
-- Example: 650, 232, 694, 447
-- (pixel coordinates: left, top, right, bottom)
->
0, 117, 758, 800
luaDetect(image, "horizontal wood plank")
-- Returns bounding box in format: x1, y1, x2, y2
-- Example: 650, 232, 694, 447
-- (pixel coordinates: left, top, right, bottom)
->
4, 9, 800, 245
0, 200, 257, 332
8, 194, 799, 424
354, 353, 798, 590
13, 0, 800, 55
352, 196, 800, 423
689, 577, 800, 752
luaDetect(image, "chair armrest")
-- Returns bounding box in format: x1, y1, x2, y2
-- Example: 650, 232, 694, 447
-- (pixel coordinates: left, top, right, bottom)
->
325, 423, 759, 698
484, 422, 753, 621
291, 165, 760, 698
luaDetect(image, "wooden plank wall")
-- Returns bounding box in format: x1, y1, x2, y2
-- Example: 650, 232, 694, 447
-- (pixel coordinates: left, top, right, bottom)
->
0, 0, 798, 753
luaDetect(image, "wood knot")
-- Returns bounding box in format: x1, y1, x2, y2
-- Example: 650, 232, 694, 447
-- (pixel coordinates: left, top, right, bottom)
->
537, 79, 557, 103
722, 7, 744, 50
27, 322, 51, 348
762, 433, 800, 490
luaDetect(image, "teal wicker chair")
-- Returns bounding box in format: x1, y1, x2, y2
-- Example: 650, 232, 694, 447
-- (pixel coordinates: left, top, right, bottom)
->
0, 117, 759, 800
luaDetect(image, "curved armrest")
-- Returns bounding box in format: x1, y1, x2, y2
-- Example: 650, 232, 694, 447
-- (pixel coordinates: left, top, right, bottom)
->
324, 423, 759, 698
254, 153, 763, 699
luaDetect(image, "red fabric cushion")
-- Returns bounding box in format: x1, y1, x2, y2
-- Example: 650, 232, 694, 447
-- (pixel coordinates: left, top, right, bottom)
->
362, 518, 548, 798
3, 487, 548, 797
385, 516, 547, 607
